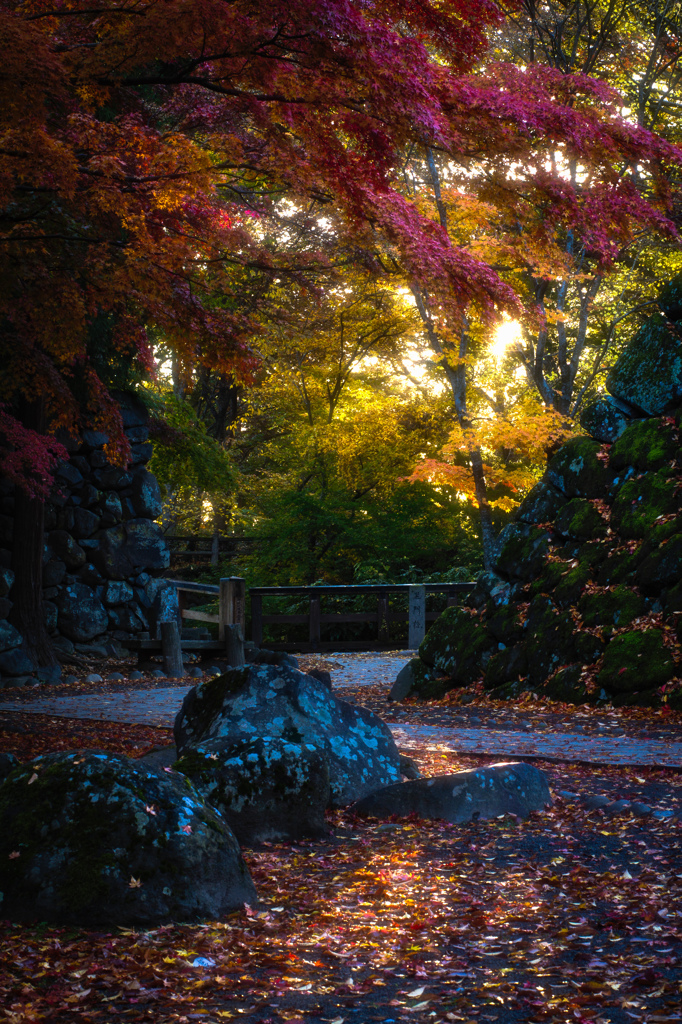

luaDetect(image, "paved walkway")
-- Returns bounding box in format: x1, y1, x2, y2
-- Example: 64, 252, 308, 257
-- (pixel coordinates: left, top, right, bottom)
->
1, 653, 681, 768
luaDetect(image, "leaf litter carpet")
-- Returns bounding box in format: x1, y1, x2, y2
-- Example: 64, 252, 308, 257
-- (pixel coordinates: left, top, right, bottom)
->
1, 653, 682, 1024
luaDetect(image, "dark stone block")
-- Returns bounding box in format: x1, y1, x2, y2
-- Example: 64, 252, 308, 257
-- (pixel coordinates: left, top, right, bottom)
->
606, 313, 682, 415
56, 581, 108, 642
579, 395, 633, 443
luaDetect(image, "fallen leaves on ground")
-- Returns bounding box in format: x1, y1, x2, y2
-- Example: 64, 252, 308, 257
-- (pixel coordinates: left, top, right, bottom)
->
0, 712, 172, 762
1, 746, 681, 1024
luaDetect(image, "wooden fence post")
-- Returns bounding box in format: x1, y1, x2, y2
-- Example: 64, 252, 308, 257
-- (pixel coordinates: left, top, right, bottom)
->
161, 621, 185, 678
225, 623, 245, 666
219, 577, 246, 640
218, 578, 230, 640
231, 577, 246, 638
408, 585, 426, 649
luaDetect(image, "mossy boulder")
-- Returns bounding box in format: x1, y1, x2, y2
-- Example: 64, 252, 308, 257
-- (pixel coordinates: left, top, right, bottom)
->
524, 595, 577, 686
418, 605, 493, 684
636, 534, 682, 594
494, 522, 551, 581
389, 658, 438, 700
577, 585, 645, 627
597, 630, 675, 693
541, 664, 589, 704
579, 396, 632, 443
516, 480, 568, 524
483, 645, 527, 690
609, 471, 679, 539
554, 498, 607, 540
609, 418, 679, 471
0, 751, 255, 925
174, 663, 402, 807
174, 738, 330, 844
554, 560, 591, 607
606, 313, 682, 415
546, 436, 614, 499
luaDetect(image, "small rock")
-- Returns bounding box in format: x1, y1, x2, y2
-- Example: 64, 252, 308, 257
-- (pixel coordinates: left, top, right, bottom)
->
129, 670, 144, 680
188, 667, 203, 679
205, 665, 222, 677
582, 794, 610, 810
107, 672, 125, 681
604, 799, 631, 816
399, 754, 422, 780
630, 802, 652, 817
84, 673, 103, 684
151, 669, 166, 679
63, 675, 78, 685
557, 790, 579, 802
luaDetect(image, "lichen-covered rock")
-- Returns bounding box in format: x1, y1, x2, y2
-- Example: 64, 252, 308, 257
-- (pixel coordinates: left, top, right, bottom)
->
609, 472, 678, 538
418, 605, 493, 684
174, 665, 402, 807
541, 664, 589, 704
174, 738, 330, 844
554, 498, 607, 540
56, 581, 108, 642
609, 418, 679, 471
579, 396, 632, 443
515, 480, 568, 524
48, 530, 87, 571
577, 585, 645, 627
597, 630, 676, 693
0, 751, 255, 925
0, 619, 22, 654
546, 437, 614, 498
494, 522, 551, 580
607, 314, 682, 415
389, 658, 437, 701
352, 762, 552, 824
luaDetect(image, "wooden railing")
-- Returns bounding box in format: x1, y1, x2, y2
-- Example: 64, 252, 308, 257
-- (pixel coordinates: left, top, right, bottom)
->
167, 577, 246, 638
249, 583, 474, 652
166, 535, 268, 564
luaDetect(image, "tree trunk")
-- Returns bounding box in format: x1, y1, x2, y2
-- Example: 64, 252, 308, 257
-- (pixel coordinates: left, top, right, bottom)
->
10, 402, 57, 669
470, 450, 497, 572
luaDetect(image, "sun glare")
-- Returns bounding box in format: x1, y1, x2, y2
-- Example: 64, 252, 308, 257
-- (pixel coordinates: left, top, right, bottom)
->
490, 317, 522, 362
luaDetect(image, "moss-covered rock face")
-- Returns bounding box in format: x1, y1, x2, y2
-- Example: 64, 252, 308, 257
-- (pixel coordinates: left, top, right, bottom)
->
175, 737, 330, 845
579, 396, 631, 443
419, 605, 493, 684
609, 418, 679, 471
0, 751, 255, 925
606, 313, 682, 415
494, 523, 551, 580
175, 663, 402, 808
609, 472, 679, 538
578, 585, 645, 627
554, 498, 607, 540
546, 437, 614, 498
396, 281, 682, 710
597, 630, 675, 693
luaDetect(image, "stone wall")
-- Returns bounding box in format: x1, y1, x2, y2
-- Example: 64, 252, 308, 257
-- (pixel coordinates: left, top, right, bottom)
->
0, 392, 176, 687
392, 277, 682, 710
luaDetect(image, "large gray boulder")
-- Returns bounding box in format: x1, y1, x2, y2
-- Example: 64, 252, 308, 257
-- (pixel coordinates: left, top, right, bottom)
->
0, 751, 256, 925
174, 664, 403, 807
353, 762, 552, 824
56, 581, 108, 642
175, 737, 331, 844
606, 313, 682, 415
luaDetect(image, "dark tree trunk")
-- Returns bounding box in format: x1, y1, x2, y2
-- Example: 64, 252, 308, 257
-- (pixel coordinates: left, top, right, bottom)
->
9, 401, 57, 668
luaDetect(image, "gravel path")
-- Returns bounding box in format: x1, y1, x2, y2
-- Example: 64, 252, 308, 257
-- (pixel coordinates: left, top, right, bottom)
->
1, 652, 681, 768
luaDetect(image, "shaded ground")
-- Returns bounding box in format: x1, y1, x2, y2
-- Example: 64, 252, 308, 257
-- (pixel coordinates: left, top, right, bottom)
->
1, 655, 681, 1024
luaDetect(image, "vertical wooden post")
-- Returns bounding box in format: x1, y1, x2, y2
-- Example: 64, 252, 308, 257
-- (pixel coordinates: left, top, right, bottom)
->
225, 623, 245, 666
161, 621, 185, 678
408, 584, 426, 649
251, 592, 263, 646
309, 596, 321, 648
377, 594, 389, 643
210, 528, 220, 567
231, 577, 246, 638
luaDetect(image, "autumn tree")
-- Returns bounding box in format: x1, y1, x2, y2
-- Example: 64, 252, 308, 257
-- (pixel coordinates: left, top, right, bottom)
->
2, 0, 681, 655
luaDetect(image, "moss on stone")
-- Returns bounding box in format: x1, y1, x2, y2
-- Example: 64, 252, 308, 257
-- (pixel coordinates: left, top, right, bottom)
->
609, 418, 679, 471
596, 547, 642, 586
418, 605, 492, 684
636, 534, 682, 594
541, 664, 588, 704
597, 629, 675, 693
483, 645, 527, 690
554, 498, 607, 540
577, 585, 645, 627
554, 561, 591, 607
606, 313, 682, 416
494, 523, 551, 581
546, 436, 615, 498
610, 471, 678, 539
524, 595, 577, 685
